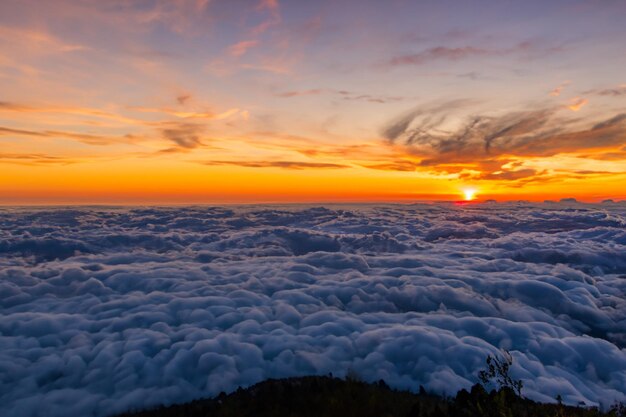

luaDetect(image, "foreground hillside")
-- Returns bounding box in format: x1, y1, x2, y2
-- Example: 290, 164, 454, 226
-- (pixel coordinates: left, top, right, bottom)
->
116, 376, 625, 417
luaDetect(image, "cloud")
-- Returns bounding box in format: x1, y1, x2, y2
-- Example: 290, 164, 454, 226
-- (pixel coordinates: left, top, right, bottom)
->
161, 123, 205, 149
0, 101, 242, 131
381, 99, 476, 145
1, 204, 625, 417
275, 89, 325, 98
0, 125, 139, 146
129, 0, 213, 34
251, 0, 281, 36
274, 89, 407, 103
240, 61, 292, 74
0, 25, 88, 54
468, 168, 541, 182
176, 94, 192, 105
257, 0, 279, 11
199, 160, 349, 169
566, 97, 588, 112
585, 84, 626, 97
591, 113, 626, 130
384, 41, 559, 68
131, 106, 242, 120
0, 99, 237, 151
0, 152, 77, 165
360, 160, 419, 171
228, 40, 259, 57
335, 90, 406, 104
0, 101, 35, 111
0, 125, 48, 137
381, 102, 626, 178
387, 46, 490, 66
0, 101, 143, 126
457, 71, 488, 80
549, 81, 571, 97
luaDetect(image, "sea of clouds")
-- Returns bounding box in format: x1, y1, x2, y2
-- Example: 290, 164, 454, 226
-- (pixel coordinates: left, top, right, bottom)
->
1, 202, 625, 416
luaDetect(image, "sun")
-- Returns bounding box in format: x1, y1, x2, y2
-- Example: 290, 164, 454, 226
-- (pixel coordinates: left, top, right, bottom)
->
462, 188, 477, 201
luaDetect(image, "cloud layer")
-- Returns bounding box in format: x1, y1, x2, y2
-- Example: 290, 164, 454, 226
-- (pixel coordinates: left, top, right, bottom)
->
1, 203, 625, 416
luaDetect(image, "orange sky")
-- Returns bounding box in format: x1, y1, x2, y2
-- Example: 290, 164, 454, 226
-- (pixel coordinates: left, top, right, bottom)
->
1, 0, 625, 204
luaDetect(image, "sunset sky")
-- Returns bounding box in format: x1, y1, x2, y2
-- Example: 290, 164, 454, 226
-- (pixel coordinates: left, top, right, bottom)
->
1, 0, 625, 204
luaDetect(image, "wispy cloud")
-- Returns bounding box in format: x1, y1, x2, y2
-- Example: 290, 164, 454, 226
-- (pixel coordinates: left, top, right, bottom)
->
0, 152, 77, 165
549, 81, 571, 97
0, 99, 244, 150
275, 89, 325, 98
176, 94, 192, 105
0, 125, 141, 146
585, 84, 626, 97
275, 89, 408, 103
160, 123, 205, 149
0, 126, 48, 137
388, 46, 490, 66
199, 160, 349, 169
566, 97, 588, 112
384, 41, 562, 68
0, 25, 88, 54
251, 0, 281, 36
359, 160, 420, 172
381, 101, 626, 180
228, 40, 259, 57
131, 106, 242, 120
0, 101, 143, 126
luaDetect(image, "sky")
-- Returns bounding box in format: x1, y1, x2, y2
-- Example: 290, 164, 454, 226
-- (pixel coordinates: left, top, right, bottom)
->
1, 0, 625, 204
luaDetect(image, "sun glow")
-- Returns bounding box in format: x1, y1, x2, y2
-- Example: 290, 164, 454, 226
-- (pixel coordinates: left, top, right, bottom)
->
463, 188, 477, 201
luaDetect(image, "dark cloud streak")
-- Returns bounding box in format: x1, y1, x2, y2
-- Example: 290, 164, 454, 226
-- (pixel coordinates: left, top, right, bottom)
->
199, 160, 349, 169
161, 123, 205, 149
385, 41, 563, 68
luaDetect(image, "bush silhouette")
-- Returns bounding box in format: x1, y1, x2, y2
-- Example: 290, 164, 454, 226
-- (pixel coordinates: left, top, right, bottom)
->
478, 349, 523, 397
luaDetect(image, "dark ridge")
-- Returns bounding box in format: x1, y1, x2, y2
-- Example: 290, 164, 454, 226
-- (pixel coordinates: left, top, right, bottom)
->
113, 376, 625, 417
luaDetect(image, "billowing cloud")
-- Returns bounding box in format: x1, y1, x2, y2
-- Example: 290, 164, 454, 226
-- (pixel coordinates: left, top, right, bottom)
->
1, 204, 625, 417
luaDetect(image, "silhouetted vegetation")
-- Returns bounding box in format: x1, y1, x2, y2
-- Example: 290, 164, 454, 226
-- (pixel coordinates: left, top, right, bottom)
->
478, 350, 523, 397
115, 375, 625, 417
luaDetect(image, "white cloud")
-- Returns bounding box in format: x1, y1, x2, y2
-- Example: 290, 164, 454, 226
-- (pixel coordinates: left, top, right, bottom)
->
0, 203, 625, 416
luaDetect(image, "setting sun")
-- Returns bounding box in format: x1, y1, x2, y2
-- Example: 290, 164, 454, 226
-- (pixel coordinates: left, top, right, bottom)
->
463, 188, 477, 201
